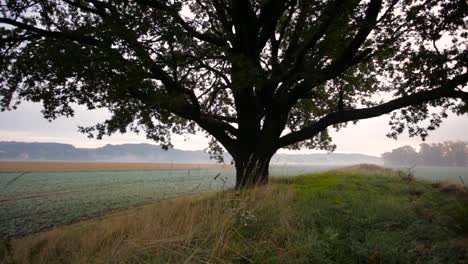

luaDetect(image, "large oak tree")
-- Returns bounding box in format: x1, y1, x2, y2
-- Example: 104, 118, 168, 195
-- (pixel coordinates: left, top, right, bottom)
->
1, 0, 467, 188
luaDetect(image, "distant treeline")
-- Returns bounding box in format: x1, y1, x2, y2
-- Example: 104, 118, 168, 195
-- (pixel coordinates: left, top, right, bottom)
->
382, 141, 467, 167
0, 141, 381, 164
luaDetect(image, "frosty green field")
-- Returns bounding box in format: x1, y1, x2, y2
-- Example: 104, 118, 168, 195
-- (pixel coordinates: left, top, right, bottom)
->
0, 165, 466, 239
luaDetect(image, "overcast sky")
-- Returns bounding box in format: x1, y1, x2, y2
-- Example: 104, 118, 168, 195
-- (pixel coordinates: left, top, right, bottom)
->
1, 101, 467, 156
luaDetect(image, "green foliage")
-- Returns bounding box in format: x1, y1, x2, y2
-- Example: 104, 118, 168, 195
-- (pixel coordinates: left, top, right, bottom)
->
445, 194, 468, 234
1, 0, 466, 168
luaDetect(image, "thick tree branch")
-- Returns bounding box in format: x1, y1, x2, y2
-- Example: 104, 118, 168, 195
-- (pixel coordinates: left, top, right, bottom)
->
211, 0, 233, 36
199, 115, 238, 136
61, 0, 101, 14
0, 34, 41, 43
0, 17, 100, 46
135, 0, 228, 47
284, 48, 374, 105
128, 89, 238, 154
269, 4, 295, 70
285, 0, 383, 104
281, 0, 308, 65
339, 0, 383, 62
274, 0, 359, 100
201, 113, 237, 123
230, 0, 258, 56
89, 6, 198, 111
256, 0, 289, 52
278, 73, 468, 149
288, 0, 345, 72
195, 61, 231, 85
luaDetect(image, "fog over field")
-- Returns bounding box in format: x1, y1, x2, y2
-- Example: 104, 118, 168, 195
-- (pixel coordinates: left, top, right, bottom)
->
1, 102, 467, 156
0, 141, 381, 165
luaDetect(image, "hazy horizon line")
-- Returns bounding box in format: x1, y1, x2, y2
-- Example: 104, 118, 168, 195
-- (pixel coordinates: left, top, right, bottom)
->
0, 139, 388, 157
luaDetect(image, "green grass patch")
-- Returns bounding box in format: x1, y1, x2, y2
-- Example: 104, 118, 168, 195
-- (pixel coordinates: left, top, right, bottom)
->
288, 172, 464, 263
238, 168, 468, 263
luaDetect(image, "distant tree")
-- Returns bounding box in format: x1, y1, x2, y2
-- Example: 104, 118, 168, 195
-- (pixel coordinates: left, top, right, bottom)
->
1, 0, 467, 188
419, 143, 446, 166
385, 141, 467, 166
444, 141, 467, 166
436, 141, 467, 166
382, 145, 419, 166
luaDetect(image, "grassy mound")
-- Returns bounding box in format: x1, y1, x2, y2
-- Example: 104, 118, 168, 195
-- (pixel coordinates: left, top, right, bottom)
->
1, 167, 467, 263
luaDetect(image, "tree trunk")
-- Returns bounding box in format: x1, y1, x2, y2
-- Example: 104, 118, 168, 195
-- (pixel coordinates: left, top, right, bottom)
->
234, 154, 272, 189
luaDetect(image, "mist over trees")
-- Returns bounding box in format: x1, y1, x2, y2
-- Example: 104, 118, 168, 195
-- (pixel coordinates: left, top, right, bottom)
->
382, 141, 468, 167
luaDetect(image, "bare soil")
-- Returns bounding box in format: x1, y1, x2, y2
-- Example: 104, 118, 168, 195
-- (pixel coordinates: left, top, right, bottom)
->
0, 161, 232, 172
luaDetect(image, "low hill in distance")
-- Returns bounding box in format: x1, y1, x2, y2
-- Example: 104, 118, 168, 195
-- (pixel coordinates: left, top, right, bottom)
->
0, 141, 381, 165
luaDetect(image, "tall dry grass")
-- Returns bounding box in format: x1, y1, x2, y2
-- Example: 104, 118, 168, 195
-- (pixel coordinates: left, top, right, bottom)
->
3, 185, 296, 263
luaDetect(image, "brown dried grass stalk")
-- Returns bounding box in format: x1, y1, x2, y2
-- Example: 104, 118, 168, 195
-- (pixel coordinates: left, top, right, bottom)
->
5, 185, 295, 264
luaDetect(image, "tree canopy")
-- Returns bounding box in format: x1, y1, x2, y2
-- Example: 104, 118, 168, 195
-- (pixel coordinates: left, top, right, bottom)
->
1, 0, 467, 187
